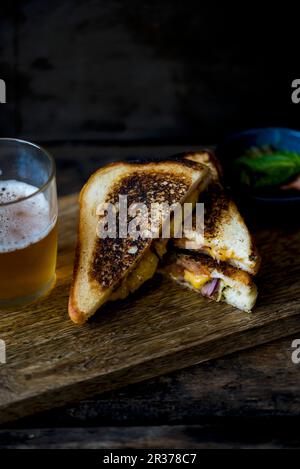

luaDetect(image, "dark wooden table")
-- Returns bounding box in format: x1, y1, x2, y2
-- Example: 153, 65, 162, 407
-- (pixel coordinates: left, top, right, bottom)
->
1, 143, 300, 449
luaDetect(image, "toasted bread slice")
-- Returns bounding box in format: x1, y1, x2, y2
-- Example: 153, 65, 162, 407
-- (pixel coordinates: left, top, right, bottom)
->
183, 150, 223, 182
69, 159, 210, 324
161, 250, 258, 312
174, 151, 261, 275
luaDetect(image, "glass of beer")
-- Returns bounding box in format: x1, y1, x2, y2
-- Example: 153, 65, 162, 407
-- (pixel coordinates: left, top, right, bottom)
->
0, 138, 57, 307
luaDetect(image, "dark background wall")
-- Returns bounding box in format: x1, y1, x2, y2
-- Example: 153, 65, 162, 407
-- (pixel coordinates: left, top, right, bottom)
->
0, 1, 299, 143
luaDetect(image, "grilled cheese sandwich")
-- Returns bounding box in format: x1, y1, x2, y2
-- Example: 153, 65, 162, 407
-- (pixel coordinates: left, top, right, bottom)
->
69, 158, 210, 324
160, 150, 260, 312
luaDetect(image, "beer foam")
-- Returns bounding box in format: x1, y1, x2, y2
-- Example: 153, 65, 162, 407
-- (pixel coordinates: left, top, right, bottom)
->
0, 180, 55, 253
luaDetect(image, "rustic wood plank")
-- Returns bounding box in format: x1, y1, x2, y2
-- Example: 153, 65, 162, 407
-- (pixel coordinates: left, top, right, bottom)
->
1, 421, 299, 448
11, 335, 299, 428
0, 193, 299, 424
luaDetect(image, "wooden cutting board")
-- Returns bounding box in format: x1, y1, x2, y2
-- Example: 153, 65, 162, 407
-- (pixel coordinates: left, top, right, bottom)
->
0, 194, 299, 423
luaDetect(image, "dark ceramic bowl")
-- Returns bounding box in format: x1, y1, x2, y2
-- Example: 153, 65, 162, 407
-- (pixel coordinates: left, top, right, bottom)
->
216, 128, 300, 224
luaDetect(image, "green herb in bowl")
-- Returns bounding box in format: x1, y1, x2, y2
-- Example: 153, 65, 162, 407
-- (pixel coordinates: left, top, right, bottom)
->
234, 146, 300, 190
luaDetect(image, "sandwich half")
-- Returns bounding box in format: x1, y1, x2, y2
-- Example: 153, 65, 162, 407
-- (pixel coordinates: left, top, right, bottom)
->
68, 159, 210, 324
174, 151, 261, 275
160, 150, 260, 312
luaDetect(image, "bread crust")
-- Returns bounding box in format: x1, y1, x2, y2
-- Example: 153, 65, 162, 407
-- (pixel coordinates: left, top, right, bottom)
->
68, 160, 209, 323
177, 151, 261, 275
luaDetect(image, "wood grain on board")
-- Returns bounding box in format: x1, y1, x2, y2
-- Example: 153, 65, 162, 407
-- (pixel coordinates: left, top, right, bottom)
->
0, 193, 299, 424
2, 420, 300, 449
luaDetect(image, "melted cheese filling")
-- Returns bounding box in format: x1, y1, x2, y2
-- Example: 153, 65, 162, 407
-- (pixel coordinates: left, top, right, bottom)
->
182, 268, 229, 303
183, 270, 210, 289
110, 250, 159, 301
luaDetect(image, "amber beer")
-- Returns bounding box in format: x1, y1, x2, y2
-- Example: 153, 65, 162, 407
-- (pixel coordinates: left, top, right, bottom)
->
0, 180, 57, 305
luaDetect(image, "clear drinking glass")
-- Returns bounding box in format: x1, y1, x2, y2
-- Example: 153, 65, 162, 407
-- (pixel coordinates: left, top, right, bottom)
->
0, 138, 58, 307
